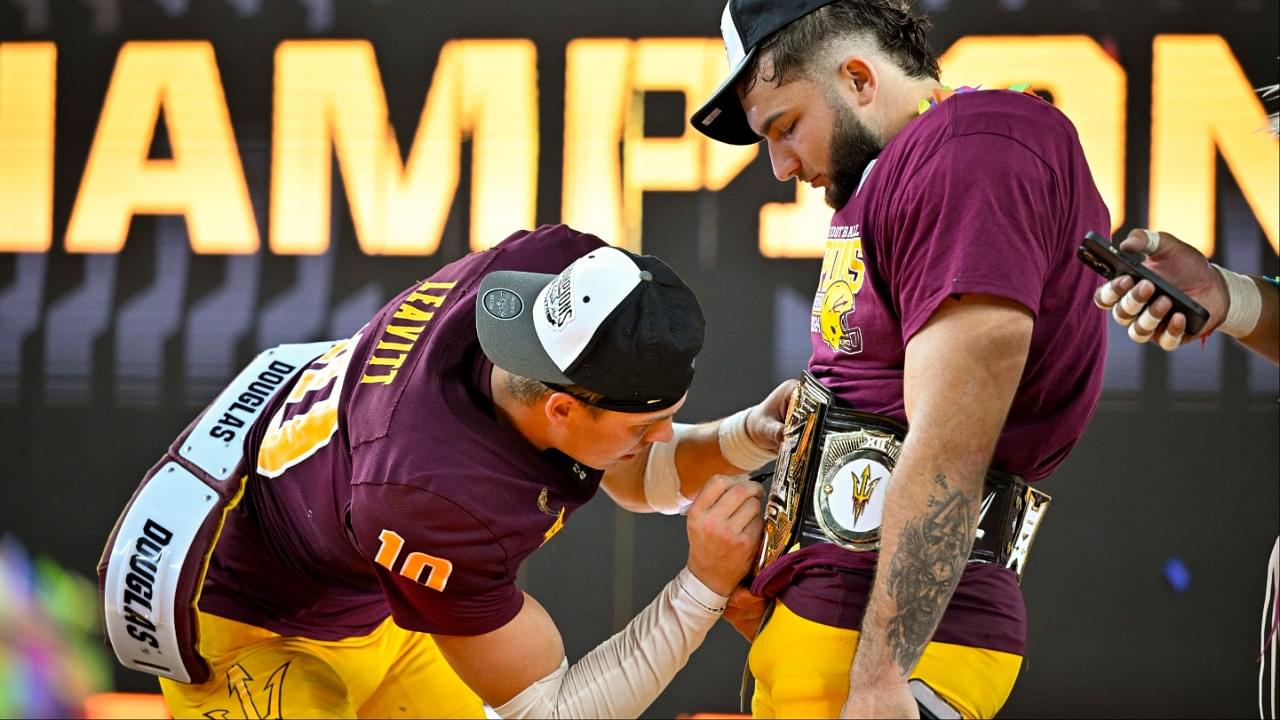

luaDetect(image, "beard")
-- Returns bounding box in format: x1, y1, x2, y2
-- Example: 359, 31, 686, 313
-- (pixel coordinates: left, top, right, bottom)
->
824, 96, 883, 210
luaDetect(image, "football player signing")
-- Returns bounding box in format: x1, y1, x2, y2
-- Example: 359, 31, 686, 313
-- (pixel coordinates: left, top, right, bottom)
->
101, 224, 790, 719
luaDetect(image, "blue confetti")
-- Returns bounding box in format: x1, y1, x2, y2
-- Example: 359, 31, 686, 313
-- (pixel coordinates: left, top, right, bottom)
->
1164, 557, 1192, 593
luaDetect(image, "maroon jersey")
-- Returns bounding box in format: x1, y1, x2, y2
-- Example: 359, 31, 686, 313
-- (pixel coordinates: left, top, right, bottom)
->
200, 226, 608, 639
758, 90, 1109, 655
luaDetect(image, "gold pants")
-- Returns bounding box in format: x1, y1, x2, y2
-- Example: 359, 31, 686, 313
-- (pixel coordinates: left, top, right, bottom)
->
749, 600, 1022, 719
159, 611, 484, 719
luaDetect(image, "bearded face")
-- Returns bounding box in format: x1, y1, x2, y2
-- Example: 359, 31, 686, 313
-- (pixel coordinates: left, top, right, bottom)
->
823, 91, 884, 210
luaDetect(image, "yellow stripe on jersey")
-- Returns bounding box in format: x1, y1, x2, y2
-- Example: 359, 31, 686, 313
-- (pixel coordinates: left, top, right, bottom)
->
257, 336, 357, 478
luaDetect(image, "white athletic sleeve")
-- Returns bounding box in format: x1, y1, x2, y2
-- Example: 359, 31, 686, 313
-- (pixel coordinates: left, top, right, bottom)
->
493, 566, 727, 719
642, 423, 695, 515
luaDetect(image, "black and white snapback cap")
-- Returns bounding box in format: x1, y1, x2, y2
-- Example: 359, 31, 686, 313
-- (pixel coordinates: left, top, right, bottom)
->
476, 246, 705, 412
691, 0, 838, 145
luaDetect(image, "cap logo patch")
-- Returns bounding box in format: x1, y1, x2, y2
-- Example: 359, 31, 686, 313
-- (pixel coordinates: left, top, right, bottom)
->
543, 271, 575, 329
481, 288, 523, 320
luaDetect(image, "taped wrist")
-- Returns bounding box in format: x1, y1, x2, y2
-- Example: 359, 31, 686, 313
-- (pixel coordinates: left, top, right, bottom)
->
643, 423, 694, 515
1214, 264, 1263, 338
718, 407, 776, 471
493, 567, 726, 719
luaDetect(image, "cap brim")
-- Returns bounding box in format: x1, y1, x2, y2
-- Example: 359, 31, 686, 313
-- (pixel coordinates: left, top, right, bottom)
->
690, 46, 764, 146
476, 270, 574, 385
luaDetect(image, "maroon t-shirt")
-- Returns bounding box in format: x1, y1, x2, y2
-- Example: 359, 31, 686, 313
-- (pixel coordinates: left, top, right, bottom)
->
200, 225, 608, 639
756, 90, 1109, 655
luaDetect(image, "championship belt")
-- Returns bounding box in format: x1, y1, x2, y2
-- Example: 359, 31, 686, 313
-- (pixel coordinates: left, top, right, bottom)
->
755, 373, 1052, 581
755, 375, 831, 572
97, 341, 333, 683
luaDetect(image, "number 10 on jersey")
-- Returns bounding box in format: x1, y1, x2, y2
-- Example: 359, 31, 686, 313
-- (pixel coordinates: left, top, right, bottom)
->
374, 529, 454, 592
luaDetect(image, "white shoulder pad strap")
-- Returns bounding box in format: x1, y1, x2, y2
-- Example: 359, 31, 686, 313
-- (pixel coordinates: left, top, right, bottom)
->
101, 462, 220, 682
180, 341, 334, 481
100, 341, 332, 684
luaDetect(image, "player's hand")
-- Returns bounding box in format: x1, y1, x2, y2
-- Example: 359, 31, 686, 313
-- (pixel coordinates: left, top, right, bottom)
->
840, 680, 918, 719
1092, 228, 1228, 351
685, 475, 764, 596
745, 378, 796, 451
723, 586, 767, 642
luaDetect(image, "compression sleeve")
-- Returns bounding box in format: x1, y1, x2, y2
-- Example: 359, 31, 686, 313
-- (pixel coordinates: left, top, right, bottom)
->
493, 566, 727, 719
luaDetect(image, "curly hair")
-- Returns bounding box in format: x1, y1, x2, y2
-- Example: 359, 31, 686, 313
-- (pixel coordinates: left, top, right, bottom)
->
740, 0, 941, 93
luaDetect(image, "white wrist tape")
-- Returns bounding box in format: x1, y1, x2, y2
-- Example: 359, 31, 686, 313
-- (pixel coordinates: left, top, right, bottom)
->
642, 423, 694, 515
1214, 264, 1263, 338
493, 567, 727, 719
718, 407, 776, 471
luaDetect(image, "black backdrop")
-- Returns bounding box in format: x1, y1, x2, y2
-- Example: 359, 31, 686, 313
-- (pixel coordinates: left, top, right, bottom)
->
1, 1, 1277, 717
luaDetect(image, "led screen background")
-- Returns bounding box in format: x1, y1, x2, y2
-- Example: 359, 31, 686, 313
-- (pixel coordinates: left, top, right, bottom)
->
1, 1, 1277, 716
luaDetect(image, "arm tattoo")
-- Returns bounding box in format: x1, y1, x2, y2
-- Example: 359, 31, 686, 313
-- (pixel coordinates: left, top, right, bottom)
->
883, 473, 976, 676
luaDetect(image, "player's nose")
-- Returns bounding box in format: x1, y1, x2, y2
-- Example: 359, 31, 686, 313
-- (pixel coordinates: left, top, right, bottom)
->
645, 418, 675, 444
766, 140, 801, 182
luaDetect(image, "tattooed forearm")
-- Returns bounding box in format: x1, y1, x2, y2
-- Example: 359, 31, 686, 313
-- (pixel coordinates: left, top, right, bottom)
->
883, 473, 977, 676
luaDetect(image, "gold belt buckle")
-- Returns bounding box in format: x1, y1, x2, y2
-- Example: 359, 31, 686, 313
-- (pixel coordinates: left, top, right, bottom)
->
812, 427, 903, 552
755, 376, 827, 574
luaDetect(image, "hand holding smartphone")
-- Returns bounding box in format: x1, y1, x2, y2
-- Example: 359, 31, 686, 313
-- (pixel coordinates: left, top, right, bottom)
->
1077, 231, 1210, 336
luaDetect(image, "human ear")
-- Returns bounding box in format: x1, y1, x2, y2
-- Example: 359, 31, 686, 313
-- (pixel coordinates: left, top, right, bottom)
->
838, 55, 877, 105
544, 392, 583, 429
545, 389, 593, 427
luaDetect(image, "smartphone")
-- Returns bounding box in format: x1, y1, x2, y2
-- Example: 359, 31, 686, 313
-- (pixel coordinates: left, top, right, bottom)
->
910, 679, 962, 720
1077, 231, 1209, 336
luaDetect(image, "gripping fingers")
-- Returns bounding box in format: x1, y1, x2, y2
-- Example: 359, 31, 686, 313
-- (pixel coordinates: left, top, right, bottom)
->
1112, 280, 1157, 327
1157, 329, 1183, 351
1118, 228, 1161, 256
1095, 275, 1134, 309
1118, 286, 1146, 317
721, 476, 763, 505
1141, 228, 1161, 256
1095, 281, 1120, 309
725, 588, 766, 641
721, 482, 763, 531
1127, 295, 1170, 343
726, 495, 763, 535
1156, 312, 1187, 351
1127, 311, 1159, 343
690, 474, 735, 514
727, 586, 763, 612
694, 476, 760, 527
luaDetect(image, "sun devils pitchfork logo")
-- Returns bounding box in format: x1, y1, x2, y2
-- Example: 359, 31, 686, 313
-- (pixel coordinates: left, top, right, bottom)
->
815, 427, 901, 551
203, 662, 289, 719
850, 463, 882, 525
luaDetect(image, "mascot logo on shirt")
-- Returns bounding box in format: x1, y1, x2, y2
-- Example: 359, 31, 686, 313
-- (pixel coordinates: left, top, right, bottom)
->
814, 225, 867, 355
819, 280, 863, 354
538, 488, 566, 545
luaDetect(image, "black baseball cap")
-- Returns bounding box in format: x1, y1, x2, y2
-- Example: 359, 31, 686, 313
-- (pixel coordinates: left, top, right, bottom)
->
691, 0, 838, 145
476, 244, 705, 413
